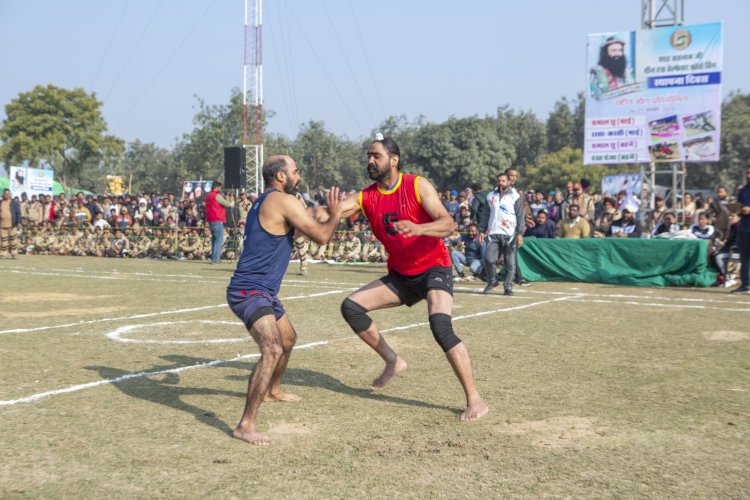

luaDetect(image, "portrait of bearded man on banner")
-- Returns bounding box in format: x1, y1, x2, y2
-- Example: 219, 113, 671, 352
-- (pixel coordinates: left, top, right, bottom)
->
589, 34, 635, 99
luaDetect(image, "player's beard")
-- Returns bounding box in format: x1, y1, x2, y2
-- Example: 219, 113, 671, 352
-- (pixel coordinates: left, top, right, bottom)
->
367, 162, 388, 182
283, 177, 300, 195
602, 53, 626, 79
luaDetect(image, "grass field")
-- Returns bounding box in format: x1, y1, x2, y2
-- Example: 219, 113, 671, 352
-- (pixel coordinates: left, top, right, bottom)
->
1, 256, 749, 498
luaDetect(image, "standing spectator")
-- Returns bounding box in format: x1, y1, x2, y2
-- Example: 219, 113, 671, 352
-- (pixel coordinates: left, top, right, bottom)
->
115, 207, 133, 229
505, 167, 532, 286
443, 190, 460, 219
557, 205, 591, 238
206, 181, 234, 264
19, 193, 29, 225
133, 198, 154, 226
28, 195, 44, 226
549, 190, 564, 223
730, 165, 750, 294
160, 197, 178, 226
483, 172, 525, 295
529, 190, 548, 218
0, 189, 21, 259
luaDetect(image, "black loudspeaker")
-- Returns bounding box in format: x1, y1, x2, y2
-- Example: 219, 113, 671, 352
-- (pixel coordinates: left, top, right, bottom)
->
224, 147, 246, 189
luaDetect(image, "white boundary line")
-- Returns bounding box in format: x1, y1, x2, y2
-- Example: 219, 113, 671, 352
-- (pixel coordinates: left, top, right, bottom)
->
107, 320, 247, 344
0, 290, 348, 335
569, 297, 750, 312
0, 296, 575, 408
0, 341, 329, 408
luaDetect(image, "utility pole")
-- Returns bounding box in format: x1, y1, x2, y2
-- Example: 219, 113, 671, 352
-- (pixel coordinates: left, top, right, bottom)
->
243, 0, 263, 195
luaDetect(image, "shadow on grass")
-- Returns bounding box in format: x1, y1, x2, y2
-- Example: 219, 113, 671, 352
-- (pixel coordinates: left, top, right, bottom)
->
85, 355, 245, 435
86, 354, 460, 432
222, 364, 459, 415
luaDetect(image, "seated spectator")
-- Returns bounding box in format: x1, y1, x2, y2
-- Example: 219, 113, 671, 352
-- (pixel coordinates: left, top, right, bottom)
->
557, 204, 590, 238
524, 210, 556, 238
689, 212, 716, 240
92, 212, 111, 230
714, 213, 740, 288
593, 197, 620, 238
450, 223, 483, 281
606, 205, 642, 238
653, 211, 681, 236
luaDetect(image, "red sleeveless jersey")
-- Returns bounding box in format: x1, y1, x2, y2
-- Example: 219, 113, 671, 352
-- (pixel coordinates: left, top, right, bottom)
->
359, 173, 451, 276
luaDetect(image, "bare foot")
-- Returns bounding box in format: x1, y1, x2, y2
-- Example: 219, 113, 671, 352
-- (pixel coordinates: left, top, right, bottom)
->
264, 391, 302, 402
233, 425, 271, 446
371, 356, 407, 390
459, 399, 489, 422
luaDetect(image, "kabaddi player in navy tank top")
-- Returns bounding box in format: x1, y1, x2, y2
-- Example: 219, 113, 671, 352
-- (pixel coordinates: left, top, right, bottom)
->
226, 155, 343, 446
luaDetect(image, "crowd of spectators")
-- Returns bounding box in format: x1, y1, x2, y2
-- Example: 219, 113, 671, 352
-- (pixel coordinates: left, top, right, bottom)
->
440, 175, 747, 288
0, 173, 746, 289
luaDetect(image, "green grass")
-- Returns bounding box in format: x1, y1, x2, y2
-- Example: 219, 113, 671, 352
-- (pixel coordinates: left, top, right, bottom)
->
1, 256, 749, 497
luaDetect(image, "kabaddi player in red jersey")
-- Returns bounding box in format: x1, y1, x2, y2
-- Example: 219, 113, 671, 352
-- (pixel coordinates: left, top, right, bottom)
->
338, 137, 488, 422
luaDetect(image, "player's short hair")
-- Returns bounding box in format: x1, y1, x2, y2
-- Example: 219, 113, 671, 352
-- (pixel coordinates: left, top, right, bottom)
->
262, 157, 288, 185
371, 137, 402, 169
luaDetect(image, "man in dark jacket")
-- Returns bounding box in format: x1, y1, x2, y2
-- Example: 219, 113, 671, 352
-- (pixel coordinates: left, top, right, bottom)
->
0, 189, 22, 259
524, 210, 556, 239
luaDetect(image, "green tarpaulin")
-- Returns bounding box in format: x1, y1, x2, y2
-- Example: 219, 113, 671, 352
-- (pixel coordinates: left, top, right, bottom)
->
518, 238, 716, 287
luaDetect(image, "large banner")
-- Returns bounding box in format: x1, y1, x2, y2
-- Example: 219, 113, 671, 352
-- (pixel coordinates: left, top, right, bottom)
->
106, 175, 126, 196
182, 181, 212, 201
9, 166, 54, 199
584, 22, 722, 164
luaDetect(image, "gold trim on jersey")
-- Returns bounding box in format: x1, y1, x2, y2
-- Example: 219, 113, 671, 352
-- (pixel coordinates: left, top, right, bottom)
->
376, 173, 403, 195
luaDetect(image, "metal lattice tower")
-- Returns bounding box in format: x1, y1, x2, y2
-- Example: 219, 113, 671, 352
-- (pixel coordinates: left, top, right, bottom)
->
243, 0, 263, 195
639, 0, 687, 224
641, 0, 685, 29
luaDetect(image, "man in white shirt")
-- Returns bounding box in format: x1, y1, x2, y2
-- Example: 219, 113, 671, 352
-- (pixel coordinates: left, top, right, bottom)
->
482, 173, 525, 296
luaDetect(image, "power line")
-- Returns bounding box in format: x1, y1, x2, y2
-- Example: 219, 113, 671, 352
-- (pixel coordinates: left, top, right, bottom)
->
113, 0, 217, 135
287, 6, 364, 136
104, 0, 163, 102
321, 0, 376, 127
90, 0, 130, 91
347, 0, 387, 122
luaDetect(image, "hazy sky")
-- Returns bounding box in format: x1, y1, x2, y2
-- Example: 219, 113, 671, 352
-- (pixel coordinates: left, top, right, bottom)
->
1, 0, 747, 149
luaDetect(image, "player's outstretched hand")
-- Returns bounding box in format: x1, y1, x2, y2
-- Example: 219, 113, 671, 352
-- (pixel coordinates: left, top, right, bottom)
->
393, 219, 421, 238
325, 187, 343, 218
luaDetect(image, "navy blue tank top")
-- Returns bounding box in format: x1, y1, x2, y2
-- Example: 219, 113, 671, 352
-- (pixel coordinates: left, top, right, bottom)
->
227, 189, 294, 295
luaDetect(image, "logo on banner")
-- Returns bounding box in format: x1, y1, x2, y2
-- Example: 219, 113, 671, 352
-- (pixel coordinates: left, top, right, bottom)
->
671, 29, 691, 50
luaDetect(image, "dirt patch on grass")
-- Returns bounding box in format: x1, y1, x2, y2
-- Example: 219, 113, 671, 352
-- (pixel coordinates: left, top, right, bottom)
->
0, 292, 113, 303
497, 416, 606, 448
2, 306, 126, 318
702, 330, 749, 342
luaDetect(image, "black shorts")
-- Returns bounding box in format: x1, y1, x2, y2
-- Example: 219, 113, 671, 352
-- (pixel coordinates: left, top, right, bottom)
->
381, 266, 454, 307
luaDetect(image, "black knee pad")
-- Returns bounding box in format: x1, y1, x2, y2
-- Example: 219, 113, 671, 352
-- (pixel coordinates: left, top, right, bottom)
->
429, 313, 461, 352
341, 298, 372, 334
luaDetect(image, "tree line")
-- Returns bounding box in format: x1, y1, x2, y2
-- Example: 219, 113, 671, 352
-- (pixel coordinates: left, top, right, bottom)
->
2, 85, 749, 196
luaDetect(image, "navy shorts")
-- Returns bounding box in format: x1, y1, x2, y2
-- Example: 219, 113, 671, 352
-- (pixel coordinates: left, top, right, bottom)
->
227, 289, 285, 329
381, 266, 454, 307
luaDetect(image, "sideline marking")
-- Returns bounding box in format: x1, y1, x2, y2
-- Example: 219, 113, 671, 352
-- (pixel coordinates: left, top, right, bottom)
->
0, 295, 576, 407
107, 320, 248, 344
0, 290, 348, 335
0, 341, 329, 408
569, 297, 750, 312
